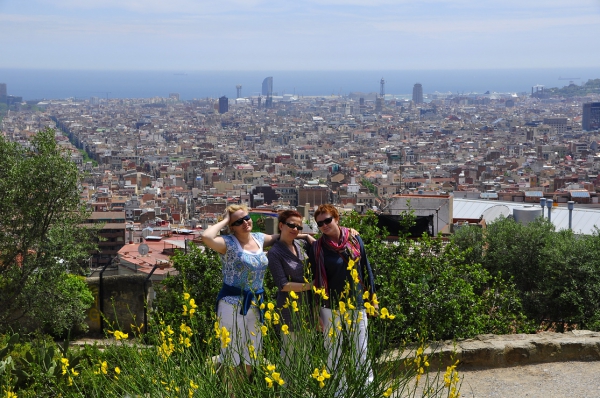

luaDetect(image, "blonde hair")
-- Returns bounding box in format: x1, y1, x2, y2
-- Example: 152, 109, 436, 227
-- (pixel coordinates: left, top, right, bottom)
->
227, 204, 249, 215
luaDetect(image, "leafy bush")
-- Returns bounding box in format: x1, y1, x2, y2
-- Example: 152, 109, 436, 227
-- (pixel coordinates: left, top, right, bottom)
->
153, 244, 222, 343
453, 217, 600, 331
342, 211, 531, 341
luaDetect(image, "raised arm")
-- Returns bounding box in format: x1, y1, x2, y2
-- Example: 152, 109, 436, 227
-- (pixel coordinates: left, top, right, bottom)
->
201, 212, 229, 254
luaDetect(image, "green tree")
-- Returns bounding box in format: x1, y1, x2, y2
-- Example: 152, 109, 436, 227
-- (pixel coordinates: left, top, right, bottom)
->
0, 128, 96, 335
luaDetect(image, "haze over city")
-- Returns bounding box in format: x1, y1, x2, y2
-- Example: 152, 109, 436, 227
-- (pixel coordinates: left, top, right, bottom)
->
0, 0, 599, 71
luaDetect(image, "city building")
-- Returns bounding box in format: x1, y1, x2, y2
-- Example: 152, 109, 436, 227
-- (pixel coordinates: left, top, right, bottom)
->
583, 102, 600, 131
219, 96, 229, 114
262, 77, 273, 96
413, 83, 423, 104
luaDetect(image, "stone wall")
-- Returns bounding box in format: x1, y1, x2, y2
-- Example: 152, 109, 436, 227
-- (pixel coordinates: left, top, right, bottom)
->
85, 274, 151, 334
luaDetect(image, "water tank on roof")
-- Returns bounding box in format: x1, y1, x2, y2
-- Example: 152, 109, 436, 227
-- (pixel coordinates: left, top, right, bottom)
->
513, 206, 542, 225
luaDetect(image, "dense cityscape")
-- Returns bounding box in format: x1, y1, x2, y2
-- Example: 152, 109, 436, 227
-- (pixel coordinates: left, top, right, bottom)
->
1, 77, 600, 277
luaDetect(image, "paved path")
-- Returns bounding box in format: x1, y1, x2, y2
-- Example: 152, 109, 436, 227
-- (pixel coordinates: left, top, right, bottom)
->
459, 361, 600, 398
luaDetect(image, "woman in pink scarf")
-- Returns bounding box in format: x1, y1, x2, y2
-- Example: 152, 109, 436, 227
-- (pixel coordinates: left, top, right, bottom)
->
309, 204, 377, 396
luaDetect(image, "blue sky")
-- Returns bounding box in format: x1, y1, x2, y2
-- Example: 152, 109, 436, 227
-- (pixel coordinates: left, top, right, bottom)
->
0, 0, 599, 70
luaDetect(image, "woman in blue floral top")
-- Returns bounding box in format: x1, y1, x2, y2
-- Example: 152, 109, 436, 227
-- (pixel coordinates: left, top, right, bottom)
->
202, 204, 280, 378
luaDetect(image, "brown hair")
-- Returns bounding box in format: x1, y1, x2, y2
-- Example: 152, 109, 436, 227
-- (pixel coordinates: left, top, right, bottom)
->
314, 204, 339, 221
277, 210, 303, 232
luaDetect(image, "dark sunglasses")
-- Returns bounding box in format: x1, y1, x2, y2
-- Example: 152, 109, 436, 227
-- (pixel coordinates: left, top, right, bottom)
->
316, 217, 334, 227
230, 215, 251, 227
284, 222, 303, 231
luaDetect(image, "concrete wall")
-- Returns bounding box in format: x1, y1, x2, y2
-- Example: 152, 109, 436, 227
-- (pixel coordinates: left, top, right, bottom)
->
85, 274, 151, 334
388, 195, 452, 236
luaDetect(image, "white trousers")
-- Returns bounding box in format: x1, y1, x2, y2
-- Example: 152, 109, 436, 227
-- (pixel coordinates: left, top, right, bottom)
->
320, 307, 374, 390
216, 300, 262, 366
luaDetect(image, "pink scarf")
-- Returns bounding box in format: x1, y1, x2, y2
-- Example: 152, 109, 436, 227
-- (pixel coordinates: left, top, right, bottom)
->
314, 227, 361, 294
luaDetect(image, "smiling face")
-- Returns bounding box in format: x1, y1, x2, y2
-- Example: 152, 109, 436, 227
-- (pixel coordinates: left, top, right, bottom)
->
279, 215, 303, 242
315, 212, 340, 239
229, 210, 252, 233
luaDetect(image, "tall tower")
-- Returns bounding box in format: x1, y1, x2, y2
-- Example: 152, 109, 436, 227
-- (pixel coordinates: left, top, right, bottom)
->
262, 77, 273, 108
412, 83, 423, 104
380, 78, 385, 98
236, 85, 242, 99
0, 83, 6, 103
583, 102, 600, 131
219, 96, 229, 114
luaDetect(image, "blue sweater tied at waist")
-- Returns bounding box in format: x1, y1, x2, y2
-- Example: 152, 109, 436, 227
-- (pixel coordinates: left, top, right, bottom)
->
215, 283, 265, 322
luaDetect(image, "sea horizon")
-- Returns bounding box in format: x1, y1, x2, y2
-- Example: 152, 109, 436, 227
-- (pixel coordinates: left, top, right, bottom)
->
1, 67, 598, 102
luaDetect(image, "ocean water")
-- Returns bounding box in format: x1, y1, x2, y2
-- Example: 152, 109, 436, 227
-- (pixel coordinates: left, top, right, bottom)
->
0, 68, 598, 101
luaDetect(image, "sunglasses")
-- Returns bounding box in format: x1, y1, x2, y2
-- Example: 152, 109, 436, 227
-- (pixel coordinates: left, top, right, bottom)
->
284, 222, 303, 231
230, 215, 251, 227
316, 217, 334, 228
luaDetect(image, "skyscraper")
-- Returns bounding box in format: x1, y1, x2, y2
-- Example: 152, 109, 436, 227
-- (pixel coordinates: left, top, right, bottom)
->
219, 96, 229, 114
583, 102, 600, 131
0, 83, 7, 103
262, 77, 273, 96
412, 83, 423, 104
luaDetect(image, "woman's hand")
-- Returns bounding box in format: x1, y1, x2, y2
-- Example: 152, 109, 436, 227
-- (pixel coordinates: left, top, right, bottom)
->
221, 210, 230, 224
298, 233, 316, 244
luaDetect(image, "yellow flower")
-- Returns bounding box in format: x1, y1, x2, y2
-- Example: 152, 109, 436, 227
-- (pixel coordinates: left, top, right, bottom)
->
182, 304, 188, 316
114, 366, 120, 380
383, 387, 393, 397
313, 286, 329, 300
189, 298, 197, 309
272, 372, 285, 386
311, 367, 331, 388
4, 391, 17, 398
347, 298, 356, 310
264, 311, 272, 321
291, 301, 299, 312
100, 360, 108, 375
261, 325, 268, 336
265, 377, 274, 388
338, 301, 346, 314
346, 258, 356, 270
267, 302, 275, 311
281, 324, 289, 335
114, 330, 129, 340
379, 307, 396, 320
289, 291, 298, 299
273, 312, 280, 325
183, 292, 191, 300
190, 380, 198, 389
371, 293, 379, 306
267, 364, 276, 372
248, 343, 257, 359
220, 327, 231, 348
351, 268, 359, 284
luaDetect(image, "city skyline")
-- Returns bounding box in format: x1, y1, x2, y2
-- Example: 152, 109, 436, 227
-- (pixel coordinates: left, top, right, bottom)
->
0, 0, 599, 71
